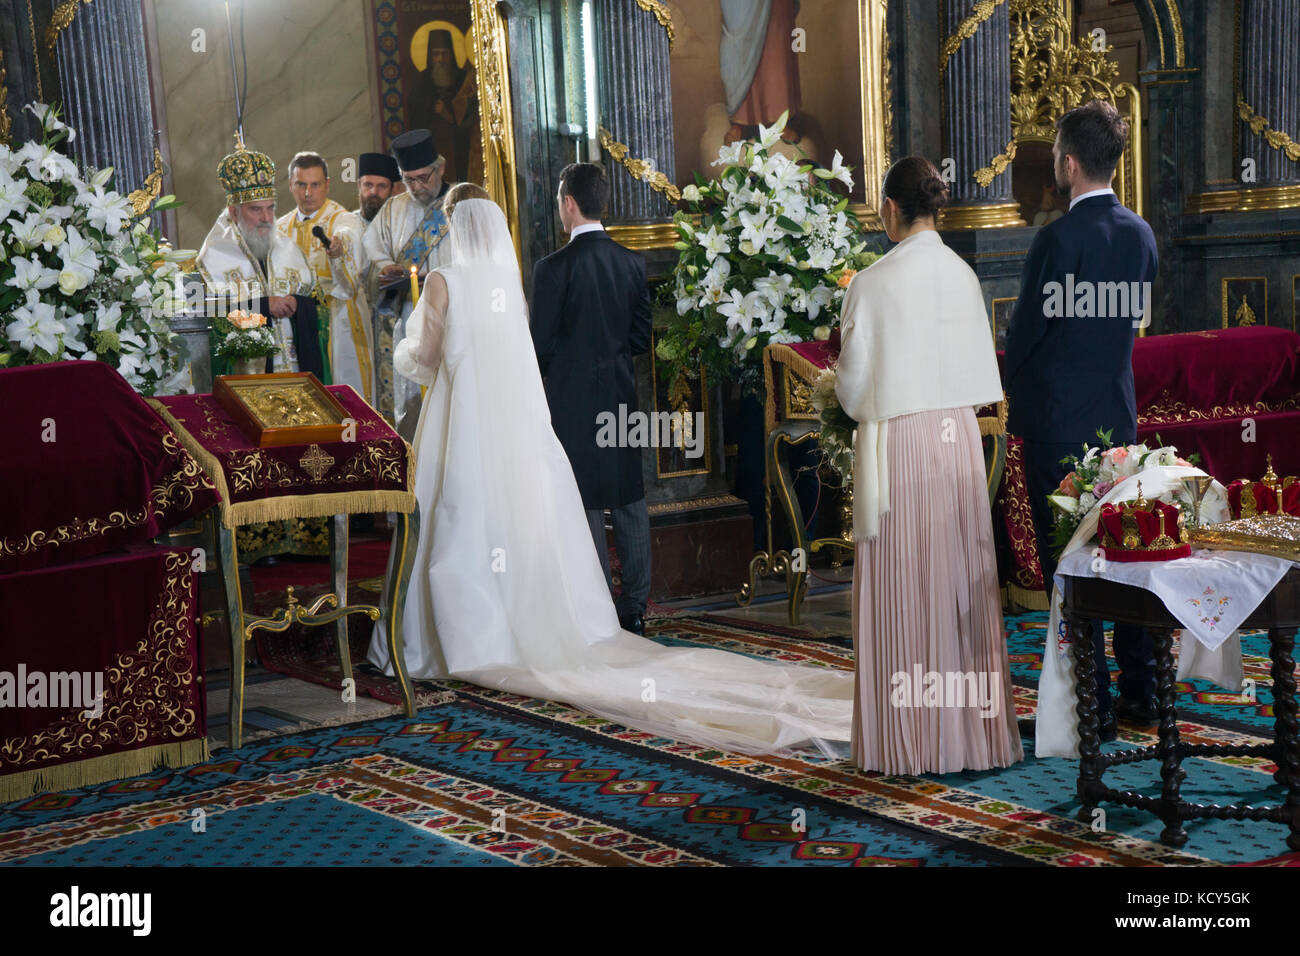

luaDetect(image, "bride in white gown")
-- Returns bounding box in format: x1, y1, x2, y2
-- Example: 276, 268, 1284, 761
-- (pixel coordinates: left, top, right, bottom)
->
367, 198, 853, 758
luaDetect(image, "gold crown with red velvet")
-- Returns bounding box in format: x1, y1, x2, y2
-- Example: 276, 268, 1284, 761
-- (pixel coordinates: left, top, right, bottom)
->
1229, 455, 1300, 518
1098, 482, 1191, 562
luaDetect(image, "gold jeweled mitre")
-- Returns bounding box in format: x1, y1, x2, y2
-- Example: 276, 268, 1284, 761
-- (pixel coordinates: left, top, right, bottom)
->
217, 133, 276, 206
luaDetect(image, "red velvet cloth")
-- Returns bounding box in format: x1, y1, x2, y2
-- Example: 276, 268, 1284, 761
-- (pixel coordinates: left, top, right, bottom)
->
152, 385, 410, 513
0, 362, 219, 574
0, 546, 205, 782
785, 331, 840, 370
997, 437, 1045, 595
1098, 499, 1190, 562
1227, 479, 1300, 517
1137, 411, 1300, 483
1134, 327, 1300, 425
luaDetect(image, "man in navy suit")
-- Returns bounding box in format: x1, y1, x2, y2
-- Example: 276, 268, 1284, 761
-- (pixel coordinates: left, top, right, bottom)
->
1005, 100, 1159, 742
530, 163, 654, 635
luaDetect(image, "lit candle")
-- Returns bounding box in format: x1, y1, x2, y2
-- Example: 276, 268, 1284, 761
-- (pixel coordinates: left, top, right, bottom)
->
409, 265, 420, 304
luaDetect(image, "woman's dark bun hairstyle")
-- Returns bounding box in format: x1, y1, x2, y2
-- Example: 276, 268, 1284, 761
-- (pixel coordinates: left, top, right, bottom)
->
882, 155, 949, 224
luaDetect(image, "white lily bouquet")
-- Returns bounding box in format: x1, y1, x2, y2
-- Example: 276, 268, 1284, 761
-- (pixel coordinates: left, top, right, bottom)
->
656, 110, 878, 393
0, 103, 191, 395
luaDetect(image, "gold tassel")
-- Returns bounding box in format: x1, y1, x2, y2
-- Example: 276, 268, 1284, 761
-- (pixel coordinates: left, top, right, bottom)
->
0, 738, 209, 804
1004, 582, 1049, 611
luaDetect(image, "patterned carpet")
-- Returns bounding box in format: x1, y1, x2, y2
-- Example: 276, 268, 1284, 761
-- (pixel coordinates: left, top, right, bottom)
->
2, 612, 1298, 867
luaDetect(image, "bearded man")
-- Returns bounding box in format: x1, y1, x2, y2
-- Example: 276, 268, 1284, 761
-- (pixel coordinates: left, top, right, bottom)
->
362, 128, 455, 438
197, 137, 323, 378
356, 151, 401, 223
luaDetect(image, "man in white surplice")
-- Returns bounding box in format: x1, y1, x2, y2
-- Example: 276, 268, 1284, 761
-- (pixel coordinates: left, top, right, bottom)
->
362, 129, 456, 439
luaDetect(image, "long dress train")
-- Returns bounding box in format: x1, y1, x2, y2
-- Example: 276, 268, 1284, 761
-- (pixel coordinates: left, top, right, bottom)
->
368, 199, 854, 758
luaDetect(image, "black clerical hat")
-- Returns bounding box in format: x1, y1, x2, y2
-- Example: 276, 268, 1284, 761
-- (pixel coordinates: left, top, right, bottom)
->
358, 152, 399, 182
391, 129, 437, 172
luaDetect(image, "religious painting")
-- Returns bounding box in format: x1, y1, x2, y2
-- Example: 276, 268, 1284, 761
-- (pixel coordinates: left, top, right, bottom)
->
1221, 277, 1268, 328
651, 330, 712, 479
991, 297, 1017, 352
667, 0, 886, 214
369, 0, 484, 185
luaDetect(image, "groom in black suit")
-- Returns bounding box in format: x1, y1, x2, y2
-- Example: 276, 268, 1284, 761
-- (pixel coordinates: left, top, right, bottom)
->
530, 163, 654, 635
1005, 100, 1160, 742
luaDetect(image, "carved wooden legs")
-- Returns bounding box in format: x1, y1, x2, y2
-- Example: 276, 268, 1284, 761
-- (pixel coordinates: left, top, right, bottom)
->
1152, 626, 1188, 848
1268, 627, 1300, 851
1070, 615, 1103, 822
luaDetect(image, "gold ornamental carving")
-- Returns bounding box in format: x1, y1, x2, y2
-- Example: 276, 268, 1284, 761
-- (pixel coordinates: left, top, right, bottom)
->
1008, 0, 1142, 216
974, 139, 1019, 187
127, 148, 164, 216
939, 0, 1008, 77
0, 47, 10, 144
45, 0, 94, 54
470, 0, 521, 259
598, 126, 682, 202
1237, 98, 1300, 164
632, 0, 675, 49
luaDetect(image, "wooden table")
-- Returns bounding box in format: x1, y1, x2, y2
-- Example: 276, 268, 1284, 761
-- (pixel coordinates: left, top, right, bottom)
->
1062, 569, 1300, 850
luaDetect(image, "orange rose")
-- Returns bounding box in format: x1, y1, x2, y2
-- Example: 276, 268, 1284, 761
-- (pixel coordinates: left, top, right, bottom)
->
837, 270, 857, 288
228, 310, 267, 330
1056, 473, 1081, 497
1106, 447, 1129, 463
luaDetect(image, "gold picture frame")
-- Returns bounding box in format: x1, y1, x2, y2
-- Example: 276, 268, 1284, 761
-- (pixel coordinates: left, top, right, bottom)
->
650, 330, 713, 479
850, 0, 890, 231
1221, 276, 1268, 328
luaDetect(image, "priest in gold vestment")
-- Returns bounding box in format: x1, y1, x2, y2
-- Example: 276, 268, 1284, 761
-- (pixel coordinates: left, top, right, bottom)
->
362, 129, 455, 439
277, 151, 375, 404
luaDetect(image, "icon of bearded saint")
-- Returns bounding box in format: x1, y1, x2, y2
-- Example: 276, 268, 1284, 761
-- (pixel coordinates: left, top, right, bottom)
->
411, 27, 479, 184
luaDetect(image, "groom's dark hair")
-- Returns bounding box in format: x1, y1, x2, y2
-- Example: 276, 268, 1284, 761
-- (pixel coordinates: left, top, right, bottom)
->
1056, 99, 1128, 182
559, 163, 609, 220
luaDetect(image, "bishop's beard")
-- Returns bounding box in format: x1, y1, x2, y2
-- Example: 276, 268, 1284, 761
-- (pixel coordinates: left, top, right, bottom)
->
239, 221, 274, 262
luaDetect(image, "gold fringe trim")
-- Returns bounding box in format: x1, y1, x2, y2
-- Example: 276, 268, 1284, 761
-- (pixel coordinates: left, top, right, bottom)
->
1004, 581, 1049, 612
148, 399, 414, 529
0, 737, 209, 804
763, 343, 830, 436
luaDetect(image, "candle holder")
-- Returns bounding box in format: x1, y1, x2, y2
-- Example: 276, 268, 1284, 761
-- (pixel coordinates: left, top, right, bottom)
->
1180, 475, 1215, 529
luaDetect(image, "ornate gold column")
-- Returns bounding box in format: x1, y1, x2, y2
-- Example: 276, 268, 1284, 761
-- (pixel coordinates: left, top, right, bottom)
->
937, 0, 1025, 229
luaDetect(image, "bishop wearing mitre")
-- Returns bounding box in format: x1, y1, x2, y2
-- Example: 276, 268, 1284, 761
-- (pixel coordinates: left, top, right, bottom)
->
362, 128, 455, 439
277, 151, 375, 404
197, 136, 324, 377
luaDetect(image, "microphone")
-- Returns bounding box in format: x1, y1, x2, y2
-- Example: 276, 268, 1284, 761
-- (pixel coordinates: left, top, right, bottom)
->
311, 225, 332, 250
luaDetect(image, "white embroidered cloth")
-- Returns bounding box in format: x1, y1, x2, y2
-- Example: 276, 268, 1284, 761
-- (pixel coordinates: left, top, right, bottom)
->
1034, 465, 1293, 757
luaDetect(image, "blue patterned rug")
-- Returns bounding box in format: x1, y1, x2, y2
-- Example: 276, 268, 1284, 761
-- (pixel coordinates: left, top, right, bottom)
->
1, 612, 1297, 866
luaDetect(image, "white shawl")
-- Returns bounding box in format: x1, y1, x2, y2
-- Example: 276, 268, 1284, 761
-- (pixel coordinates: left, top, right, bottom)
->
834, 230, 1004, 539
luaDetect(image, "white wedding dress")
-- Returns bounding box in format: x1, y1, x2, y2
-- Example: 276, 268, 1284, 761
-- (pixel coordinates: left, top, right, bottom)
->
367, 199, 853, 758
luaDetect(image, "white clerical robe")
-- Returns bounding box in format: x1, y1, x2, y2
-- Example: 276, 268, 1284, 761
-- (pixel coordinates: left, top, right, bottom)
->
362, 188, 455, 438
278, 199, 375, 403
198, 210, 314, 372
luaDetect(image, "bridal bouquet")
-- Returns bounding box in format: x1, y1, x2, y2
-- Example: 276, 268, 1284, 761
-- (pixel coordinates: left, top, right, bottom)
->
810, 366, 856, 486
657, 110, 879, 393
213, 310, 278, 366
0, 102, 191, 395
1046, 428, 1200, 558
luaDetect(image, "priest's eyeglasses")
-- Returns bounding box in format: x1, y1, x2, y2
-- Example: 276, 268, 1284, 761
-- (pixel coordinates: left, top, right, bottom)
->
403, 171, 436, 187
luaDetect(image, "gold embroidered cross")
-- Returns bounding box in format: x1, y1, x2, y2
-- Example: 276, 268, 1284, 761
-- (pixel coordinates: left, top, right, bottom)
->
299, 443, 335, 481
